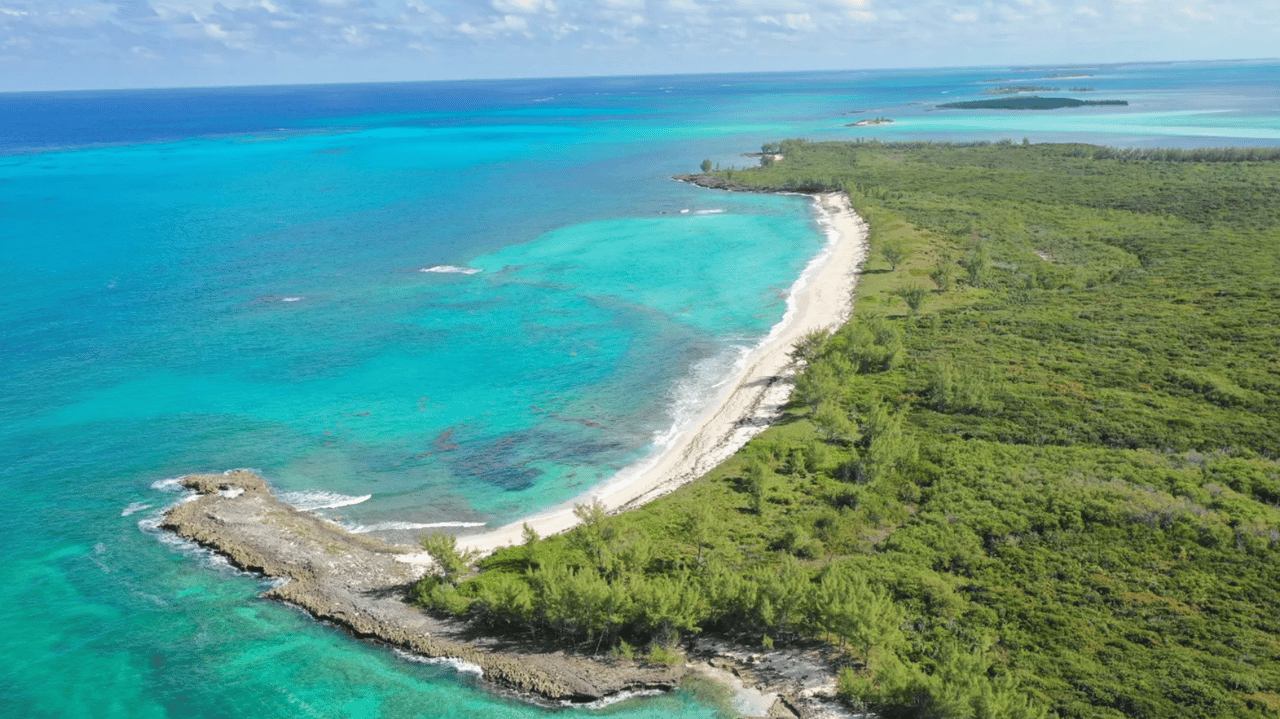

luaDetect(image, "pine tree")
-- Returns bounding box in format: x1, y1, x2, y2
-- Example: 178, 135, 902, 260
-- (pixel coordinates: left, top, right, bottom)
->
419, 531, 480, 585
892, 284, 928, 316
881, 240, 908, 271
745, 459, 770, 515
930, 254, 956, 291
571, 498, 618, 575
859, 403, 918, 484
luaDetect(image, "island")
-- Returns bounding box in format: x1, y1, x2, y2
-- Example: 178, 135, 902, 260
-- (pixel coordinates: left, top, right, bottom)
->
846, 117, 893, 127
938, 96, 1127, 110
983, 85, 1059, 95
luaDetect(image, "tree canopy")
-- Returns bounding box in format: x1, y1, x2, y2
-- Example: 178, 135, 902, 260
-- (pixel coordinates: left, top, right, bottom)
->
416, 141, 1280, 719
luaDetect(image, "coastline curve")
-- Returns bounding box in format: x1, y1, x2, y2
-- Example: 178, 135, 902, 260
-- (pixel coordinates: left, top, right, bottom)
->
157, 186, 870, 715
400, 190, 869, 562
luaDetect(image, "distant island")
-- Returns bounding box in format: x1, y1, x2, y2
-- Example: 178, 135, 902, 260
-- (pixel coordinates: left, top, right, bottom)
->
847, 117, 893, 127
939, 96, 1127, 110
984, 85, 1059, 95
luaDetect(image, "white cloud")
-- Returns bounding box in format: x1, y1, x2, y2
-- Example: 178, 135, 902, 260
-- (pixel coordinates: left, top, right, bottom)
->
2, 0, 1277, 90
457, 12, 531, 36
492, 0, 556, 14
756, 12, 815, 30
1180, 5, 1211, 20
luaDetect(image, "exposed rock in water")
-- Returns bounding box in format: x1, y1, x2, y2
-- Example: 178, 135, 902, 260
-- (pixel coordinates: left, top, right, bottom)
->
161, 471, 686, 702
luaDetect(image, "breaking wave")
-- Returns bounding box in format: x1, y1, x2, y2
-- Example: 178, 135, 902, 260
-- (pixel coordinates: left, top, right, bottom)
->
279, 491, 372, 511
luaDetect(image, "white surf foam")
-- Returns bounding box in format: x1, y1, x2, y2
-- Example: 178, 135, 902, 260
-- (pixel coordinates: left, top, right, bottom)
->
121, 502, 152, 517
652, 345, 752, 449
580, 341, 751, 508
561, 689, 666, 709
693, 208, 726, 215
150, 477, 185, 492
279, 491, 372, 511
756, 192, 847, 350
149, 476, 202, 507
420, 265, 481, 275
591, 192, 852, 505
137, 514, 231, 572
262, 576, 291, 591
281, 297, 303, 302
344, 520, 486, 534
140, 473, 279, 581
393, 649, 484, 677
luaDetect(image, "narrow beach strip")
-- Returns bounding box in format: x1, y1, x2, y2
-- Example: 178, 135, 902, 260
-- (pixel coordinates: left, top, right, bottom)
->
407, 191, 869, 562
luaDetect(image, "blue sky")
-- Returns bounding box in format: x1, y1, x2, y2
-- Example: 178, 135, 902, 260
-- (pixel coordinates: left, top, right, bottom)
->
1, 0, 1275, 91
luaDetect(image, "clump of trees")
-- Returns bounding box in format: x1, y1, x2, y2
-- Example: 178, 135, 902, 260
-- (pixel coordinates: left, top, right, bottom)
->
1067, 145, 1280, 162
415, 532, 481, 614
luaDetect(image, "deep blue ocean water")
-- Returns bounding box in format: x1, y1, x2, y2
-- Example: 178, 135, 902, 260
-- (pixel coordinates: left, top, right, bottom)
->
2, 60, 1278, 718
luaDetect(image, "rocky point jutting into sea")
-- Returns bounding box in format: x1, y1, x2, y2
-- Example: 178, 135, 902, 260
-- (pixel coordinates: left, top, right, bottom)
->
162, 470, 861, 719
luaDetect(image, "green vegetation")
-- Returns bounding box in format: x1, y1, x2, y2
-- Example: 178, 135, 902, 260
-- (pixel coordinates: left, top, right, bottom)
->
881, 239, 909, 271
985, 86, 1061, 95
416, 141, 1280, 718
415, 531, 483, 614
940, 97, 1128, 110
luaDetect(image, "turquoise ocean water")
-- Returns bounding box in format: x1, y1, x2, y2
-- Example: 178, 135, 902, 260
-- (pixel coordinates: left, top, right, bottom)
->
2, 60, 1278, 718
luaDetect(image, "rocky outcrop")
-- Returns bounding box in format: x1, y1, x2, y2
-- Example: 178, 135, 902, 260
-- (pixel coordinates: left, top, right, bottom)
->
161, 470, 863, 717
161, 471, 686, 702
673, 173, 834, 194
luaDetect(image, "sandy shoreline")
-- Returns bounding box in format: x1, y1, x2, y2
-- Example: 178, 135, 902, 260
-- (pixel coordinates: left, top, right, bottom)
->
405, 191, 868, 562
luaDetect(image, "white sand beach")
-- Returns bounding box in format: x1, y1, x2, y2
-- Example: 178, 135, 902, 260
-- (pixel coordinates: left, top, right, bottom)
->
401, 191, 868, 564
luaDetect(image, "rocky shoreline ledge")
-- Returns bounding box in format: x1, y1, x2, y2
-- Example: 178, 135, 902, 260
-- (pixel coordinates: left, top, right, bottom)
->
672, 173, 832, 194
161, 471, 859, 718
